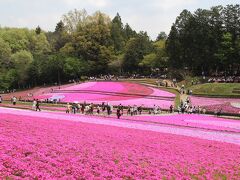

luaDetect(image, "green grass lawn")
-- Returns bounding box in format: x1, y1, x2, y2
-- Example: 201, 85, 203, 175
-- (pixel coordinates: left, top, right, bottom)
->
190, 83, 240, 97
125, 78, 158, 85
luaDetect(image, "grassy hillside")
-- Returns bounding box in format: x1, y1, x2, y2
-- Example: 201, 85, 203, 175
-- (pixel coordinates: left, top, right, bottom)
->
190, 83, 240, 97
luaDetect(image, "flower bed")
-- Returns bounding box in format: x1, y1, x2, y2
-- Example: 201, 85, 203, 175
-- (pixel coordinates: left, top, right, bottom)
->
190, 96, 240, 114
126, 114, 240, 133
1, 103, 239, 133
190, 96, 240, 106
202, 103, 240, 115
0, 113, 240, 179
36, 82, 176, 108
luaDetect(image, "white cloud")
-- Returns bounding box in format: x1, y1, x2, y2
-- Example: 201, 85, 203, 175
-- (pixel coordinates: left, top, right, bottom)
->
88, 0, 109, 8
151, 0, 197, 9
0, 0, 239, 39
6, 13, 60, 31
62, 0, 109, 8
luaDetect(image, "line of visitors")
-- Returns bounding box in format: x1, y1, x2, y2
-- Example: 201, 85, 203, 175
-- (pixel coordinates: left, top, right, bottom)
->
65, 102, 149, 119
177, 97, 206, 114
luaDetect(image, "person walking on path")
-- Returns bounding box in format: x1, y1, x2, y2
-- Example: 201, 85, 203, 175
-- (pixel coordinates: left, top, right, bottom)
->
130, 106, 134, 116
118, 104, 124, 115
12, 96, 17, 105
81, 104, 85, 114
0, 96, 2, 103
107, 104, 111, 116
138, 105, 143, 115
32, 99, 37, 110
72, 103, 76, 114
36, 99, 41, 111
170, 105, 174, 113
66, 103, 71, 113
127, 105, 131, 115
96, 105, 101, 115
116, 107, 121, 119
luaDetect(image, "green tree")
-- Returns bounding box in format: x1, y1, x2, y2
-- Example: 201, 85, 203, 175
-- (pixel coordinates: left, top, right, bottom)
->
156, 32, 167, 41
11, 50, 33, 87
123, 32, 152, 73
0, 28, 30, 53
29, 31, 51, 55
35, 26, 41, 35
111, 13, 125, 53
123, 23, 137, 40
46, 54, 65, 84
62, 9, 88, 33
166, 25, 181, 68
0, 37, 12, 68
66, 11, 113, 74
140, 40, 168, 74
215, 33, 234, 72
64, 57, 89, 78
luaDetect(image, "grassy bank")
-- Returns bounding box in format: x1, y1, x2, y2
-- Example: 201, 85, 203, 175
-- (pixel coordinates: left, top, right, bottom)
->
190, 83, 240, 98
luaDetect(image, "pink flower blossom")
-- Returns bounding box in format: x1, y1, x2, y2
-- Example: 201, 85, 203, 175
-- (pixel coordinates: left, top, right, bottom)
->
35, 82, 175, 108
0, 108, 240, 179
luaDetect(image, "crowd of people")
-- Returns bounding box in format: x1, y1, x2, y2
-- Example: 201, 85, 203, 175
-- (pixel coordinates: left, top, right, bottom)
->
64, 101, 173, 118
88, 74, 168, 82
63, 102, 179, 119
1, 74, 237, 118
0, 89, 17, 94
0, 94, 228, 118
65, 102, 124, 119
177, 97, 206, 114
2, 94, 208, 117
208, 76, 240, 83
63, 99, 210, 119
89, 75, 119, 81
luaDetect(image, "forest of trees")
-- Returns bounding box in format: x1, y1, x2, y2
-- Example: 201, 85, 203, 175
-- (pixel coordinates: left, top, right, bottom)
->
0, 4, 239, 90
167, 4, 240, 76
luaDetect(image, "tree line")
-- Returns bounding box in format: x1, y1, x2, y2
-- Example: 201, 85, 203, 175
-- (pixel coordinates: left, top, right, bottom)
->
166, 4, 240, 76
0, 4, 239, 90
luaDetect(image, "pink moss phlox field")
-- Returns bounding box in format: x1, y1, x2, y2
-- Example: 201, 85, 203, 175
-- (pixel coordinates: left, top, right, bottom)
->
126, 114, 240, 133
190, 96, 240, 106
0, 103, 239, 132
36, 82, 175, 108
0, 113, 240, 179
203, 103, 240, 114
190, 96, 240, 114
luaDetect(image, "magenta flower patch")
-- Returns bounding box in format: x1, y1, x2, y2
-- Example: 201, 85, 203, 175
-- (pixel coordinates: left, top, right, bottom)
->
35, 82, 176, 108
191, 96, 240, 114
0, 108, 240, 179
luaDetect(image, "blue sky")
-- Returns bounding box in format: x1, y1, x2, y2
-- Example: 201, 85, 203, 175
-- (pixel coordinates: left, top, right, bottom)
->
0, 0, 239, 39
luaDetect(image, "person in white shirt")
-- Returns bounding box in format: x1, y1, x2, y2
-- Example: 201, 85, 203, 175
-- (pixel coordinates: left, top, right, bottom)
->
32, 99, 37, 110
12, 96, 17, 105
